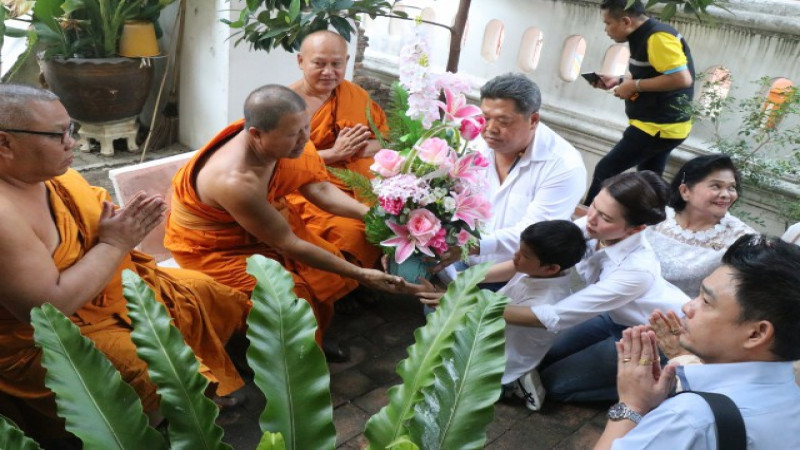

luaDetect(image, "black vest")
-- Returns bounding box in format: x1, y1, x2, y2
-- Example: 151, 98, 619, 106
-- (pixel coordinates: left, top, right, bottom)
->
626, 19, 695, 124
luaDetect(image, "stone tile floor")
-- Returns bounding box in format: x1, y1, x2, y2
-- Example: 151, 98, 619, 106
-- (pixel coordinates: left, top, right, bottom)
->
76, 145, 609, 450
218, 293, 609, 449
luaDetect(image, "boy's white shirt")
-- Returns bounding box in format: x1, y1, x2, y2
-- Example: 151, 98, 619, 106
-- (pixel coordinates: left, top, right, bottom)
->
501, 270, 573, 384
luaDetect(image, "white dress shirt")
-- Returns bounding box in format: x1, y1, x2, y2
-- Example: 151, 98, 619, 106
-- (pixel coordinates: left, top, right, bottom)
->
532, 217, 688, 333
613, 362, 800, 449
470, 122, 587, 265
501, 271, 573, 384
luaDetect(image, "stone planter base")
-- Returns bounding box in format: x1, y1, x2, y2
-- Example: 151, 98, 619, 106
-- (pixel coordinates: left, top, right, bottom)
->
78, 118, 139, 156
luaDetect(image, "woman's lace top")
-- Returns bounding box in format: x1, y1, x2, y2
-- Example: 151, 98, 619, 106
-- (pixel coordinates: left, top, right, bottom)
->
645, 207, 754, 297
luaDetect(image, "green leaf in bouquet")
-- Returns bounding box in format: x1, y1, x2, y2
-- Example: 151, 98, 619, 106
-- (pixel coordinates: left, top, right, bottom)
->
365, 101, 388, 149
364, 207, 394, 245
327, 167, 378, 205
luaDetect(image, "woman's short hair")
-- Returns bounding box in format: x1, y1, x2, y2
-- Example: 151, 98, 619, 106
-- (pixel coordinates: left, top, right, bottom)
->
670, 154, 741, 213
602, 171, 668, 226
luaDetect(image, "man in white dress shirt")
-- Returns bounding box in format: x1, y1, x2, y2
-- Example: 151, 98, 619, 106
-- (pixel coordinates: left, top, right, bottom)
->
436, 73, 587, 283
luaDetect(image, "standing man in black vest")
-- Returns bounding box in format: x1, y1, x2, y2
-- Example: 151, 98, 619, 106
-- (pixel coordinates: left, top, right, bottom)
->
583, 0, 694, 205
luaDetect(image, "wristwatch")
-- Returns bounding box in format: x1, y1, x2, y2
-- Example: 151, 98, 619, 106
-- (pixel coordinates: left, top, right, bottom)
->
608, 402, 643, 424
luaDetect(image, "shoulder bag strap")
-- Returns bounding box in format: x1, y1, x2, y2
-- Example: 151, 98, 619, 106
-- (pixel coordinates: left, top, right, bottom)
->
678, 390, 746, 450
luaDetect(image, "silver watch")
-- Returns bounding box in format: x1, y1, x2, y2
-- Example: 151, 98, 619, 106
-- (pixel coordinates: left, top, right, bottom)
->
608, 402, 643, 424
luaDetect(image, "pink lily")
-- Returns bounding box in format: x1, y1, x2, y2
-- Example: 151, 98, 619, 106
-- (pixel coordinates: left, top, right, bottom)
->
451, 190, 492, 230
438, 88, 482, 124
449, 152, 490, 187
381, 220, 436, 264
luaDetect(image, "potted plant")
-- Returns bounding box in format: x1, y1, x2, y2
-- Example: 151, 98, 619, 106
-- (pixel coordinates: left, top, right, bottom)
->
24, 0, 175, 123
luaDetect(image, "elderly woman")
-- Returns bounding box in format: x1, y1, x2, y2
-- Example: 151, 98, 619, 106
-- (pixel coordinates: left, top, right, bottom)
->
645, 154, 754, 297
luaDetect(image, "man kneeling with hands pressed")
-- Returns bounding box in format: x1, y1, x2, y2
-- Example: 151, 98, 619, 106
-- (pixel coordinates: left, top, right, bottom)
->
596, 234, 800, 449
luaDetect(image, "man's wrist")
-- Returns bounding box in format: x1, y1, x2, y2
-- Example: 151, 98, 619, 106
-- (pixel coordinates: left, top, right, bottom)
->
608, 402, 644, 424
635, 79, 642, 92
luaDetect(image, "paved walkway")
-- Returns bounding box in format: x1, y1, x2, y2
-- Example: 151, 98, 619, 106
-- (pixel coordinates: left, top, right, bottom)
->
76, 147, 608, 450
219, 293, 608, 449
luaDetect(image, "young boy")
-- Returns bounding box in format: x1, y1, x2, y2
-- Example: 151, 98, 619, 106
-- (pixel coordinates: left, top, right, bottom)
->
500, 220, 586, 411
419, 220, 586, 410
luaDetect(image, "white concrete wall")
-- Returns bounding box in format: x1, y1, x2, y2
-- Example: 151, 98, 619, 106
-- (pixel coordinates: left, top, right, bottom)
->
360, 0, 800, 234
179, 0, 357, 149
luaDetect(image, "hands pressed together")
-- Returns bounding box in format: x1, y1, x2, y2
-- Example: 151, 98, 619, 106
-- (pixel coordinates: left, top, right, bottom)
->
329, 124, 372, 162
98, 191, 167, 251
615, 325, 677, 417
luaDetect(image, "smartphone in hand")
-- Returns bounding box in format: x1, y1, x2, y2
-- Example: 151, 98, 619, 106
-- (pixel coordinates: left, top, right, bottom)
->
581, 72, 601, 84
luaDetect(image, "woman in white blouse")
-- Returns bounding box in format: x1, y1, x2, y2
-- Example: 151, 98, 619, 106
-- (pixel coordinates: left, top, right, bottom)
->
505, 171, 689, 404
645, 154, 754, 297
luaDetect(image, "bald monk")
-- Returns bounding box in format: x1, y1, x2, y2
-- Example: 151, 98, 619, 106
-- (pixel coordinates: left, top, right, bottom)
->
0, 84, 249, 444
164, 84, 413, 346
287, 30, 387, 271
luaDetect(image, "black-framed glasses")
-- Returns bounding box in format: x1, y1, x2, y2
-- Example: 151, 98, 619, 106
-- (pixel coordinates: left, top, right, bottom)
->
1, 121, 81, 144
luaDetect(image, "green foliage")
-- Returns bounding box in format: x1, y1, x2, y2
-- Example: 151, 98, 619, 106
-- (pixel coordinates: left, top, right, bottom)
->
631, 0, 730, 21
31, 303, 167, 449
256, 432, 286, 450
0, 414, 42, 450
690, 74, 800, 222
245, 255, 336, 450
21, 0, 176, 59
224, 0, 406, 53
122, 270, 229, 450
328, 166, 378, 205
386, 82, 426, 153
365, 263, 505, 449
408, 288, 508, 449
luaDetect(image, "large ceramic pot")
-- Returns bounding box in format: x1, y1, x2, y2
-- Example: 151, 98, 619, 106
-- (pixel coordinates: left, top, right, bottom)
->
40, 57, 154, 123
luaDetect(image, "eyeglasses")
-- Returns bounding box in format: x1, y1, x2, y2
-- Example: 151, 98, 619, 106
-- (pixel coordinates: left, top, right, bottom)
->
1, 121, 81, 144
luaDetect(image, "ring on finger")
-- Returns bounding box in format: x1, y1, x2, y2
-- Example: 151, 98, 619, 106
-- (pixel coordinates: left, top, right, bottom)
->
639, 358, 652, 366
670, 328, 681, 335
622, 357, 631, 363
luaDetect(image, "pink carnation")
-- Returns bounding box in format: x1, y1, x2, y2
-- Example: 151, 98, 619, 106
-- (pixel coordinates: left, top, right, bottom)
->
429, 228, 449, 253
416, 137, 451, 166
406, 208, 441, 246
379, 197, 405, 215
371, 149, 406, 177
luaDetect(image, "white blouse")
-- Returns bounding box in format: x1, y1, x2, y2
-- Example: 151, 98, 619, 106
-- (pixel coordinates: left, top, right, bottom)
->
645, 207, 754, 297
532, 217, 689, 333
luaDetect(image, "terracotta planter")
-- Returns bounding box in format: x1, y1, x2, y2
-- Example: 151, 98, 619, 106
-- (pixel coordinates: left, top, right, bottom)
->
40, 57, 155, 123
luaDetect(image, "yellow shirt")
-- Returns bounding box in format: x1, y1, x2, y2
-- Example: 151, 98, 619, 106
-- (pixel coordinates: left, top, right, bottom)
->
630, 32, 692, 139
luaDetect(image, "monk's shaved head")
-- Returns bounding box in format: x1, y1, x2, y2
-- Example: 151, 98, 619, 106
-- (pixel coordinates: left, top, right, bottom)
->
299, 30, 348, 55
0, 84, 59, 129
244, 85, 306, 131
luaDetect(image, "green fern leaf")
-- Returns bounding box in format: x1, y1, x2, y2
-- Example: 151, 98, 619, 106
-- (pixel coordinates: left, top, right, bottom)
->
364, 263, 491, 449
408, 289, 508, 449
122, 270, 229, 450
245, 256, 336, 450
327, 167, 378, 205
31, 303, 167, 449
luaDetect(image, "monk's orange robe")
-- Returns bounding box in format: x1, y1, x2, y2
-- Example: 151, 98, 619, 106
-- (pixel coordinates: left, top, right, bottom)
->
164, 119, 357, 338
0, 170, 248, 440
288, 80, 387, 269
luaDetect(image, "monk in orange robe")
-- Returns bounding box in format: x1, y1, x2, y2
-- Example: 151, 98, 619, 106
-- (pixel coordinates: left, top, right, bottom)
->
164, 85, 414, 343
287, 30, 387, 269
0, 85, 249, 442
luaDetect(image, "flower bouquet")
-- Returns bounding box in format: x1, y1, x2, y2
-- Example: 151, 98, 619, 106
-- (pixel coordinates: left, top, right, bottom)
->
332, 25, 491, 282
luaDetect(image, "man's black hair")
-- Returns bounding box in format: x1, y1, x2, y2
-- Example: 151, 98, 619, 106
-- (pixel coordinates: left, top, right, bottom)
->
722, 234, 800, 361
601, 0, 646, 19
